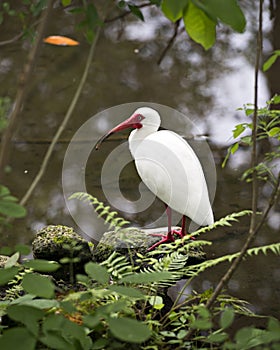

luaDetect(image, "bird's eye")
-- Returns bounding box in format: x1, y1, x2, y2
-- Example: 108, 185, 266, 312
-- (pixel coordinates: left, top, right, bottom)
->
137, 114, 143, 121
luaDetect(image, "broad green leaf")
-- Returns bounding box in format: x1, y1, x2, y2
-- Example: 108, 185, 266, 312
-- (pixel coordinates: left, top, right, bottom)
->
268, 127, 280, 137
220, 307, 234, 329
108, 285, 145, 298
198, 0, 246, 32
14, 244, 31, 255
24, 259, 61, 272
233, 124, 245, 138
0, 327, 37, 350
271, 94, 280, 104
120, 271, 173, 284
161, 0, 188, 22
7, 305, 43, 336
83, 314, 101, 328
207, 331, 228, 343
22, 273, 55, 298
183, 2, 216, 50
190, 318, 212, 330
108, 317, 151, 343
85, 262, 109, 284
0, 185, 10, 196
263, 53, 279, 72
5, 252, 20, 268
235, 327, 266, 348
0, 200, 26, 218
0, 266, 19, 285
40, 333, 73, 350
18, 298, 59, 309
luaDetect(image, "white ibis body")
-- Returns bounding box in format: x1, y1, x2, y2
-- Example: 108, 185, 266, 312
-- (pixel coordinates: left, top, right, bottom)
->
95, 107, 214, 250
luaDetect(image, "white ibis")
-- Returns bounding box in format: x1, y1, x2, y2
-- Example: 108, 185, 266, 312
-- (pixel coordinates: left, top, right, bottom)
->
95, 107, 214, 250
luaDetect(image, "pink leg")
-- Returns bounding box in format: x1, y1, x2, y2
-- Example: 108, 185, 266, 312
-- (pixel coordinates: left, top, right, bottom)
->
148, 206, 174, 251
172, 215, 186, 238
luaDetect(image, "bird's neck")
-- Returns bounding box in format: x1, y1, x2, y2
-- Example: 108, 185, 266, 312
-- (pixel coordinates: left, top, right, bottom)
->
128, 127, 157, 158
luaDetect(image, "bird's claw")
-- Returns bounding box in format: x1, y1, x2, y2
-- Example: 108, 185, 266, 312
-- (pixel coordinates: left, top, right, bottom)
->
148, 234, 175, 251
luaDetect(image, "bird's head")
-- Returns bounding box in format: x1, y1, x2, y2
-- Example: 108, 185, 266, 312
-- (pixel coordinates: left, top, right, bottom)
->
95, 107, 161, 150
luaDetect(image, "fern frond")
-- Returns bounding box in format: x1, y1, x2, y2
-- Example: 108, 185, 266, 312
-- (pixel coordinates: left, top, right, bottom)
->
69, 192, 130, 229
100, 251, 137, 279
189, 210, 253, 238
185, 242, 280, 277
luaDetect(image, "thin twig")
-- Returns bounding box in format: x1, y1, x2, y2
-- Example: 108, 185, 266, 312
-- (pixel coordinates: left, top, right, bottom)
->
157, 20, 180, 65
105, 2, 152, 23
0, 1, 54, 180
19, 28, 102, 207
19, 4, 110, 207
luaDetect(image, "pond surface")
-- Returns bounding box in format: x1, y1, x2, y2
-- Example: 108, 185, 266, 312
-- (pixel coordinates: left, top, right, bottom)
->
0, 2, 279, 320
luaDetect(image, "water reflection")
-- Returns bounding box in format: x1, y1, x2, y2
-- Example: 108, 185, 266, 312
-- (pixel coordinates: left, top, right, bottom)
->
0, 3, 279, 319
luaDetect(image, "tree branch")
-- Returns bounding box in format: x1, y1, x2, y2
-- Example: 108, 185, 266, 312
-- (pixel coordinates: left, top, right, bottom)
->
184, 0, 265, 341
0, 1, 54, 180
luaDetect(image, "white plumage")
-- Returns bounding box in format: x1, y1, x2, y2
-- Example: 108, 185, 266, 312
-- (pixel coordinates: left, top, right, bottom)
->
96, 107, 214, 250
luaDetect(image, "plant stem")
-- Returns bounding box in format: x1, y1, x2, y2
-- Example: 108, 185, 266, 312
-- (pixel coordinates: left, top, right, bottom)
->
184, 0, 265, 340
19, 21, 102, 207
0, 0, 54, 180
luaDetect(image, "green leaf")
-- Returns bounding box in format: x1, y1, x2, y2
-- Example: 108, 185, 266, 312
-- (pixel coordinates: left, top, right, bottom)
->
263, 53, 279, 72
7, 305, 44, 336
14, 244, 31, 255
62, 0, 71, 6
0, 200, 26, 218
198, 0, 246, 32
0, 327, 37, 350
85, 262, 109, 284
207, 331, 228, 343
128, 4, 144, 21
161, 0, 188, 22
0, 266, 19, 285
23, 259, 61, 272
183, 2, 216, 50
108, 285, 145, 298
233, 124, 245, 138
83, 314, 101, 328
5, 252, 20, 268
220, 307, 234, 329
268, 127, 280, 137
18, 298, 59, 309
120, 271, 173, 284
230, 142, 239, 154
22, 273, 55, 298
108, 317, 151, 343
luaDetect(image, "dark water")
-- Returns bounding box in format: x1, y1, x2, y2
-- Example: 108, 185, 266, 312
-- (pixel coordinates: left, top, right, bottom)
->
0, 3, 279, 320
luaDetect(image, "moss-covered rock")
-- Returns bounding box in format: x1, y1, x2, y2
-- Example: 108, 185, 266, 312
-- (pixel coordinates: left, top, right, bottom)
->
94, 227, 206, 265
32, 225, 93, 280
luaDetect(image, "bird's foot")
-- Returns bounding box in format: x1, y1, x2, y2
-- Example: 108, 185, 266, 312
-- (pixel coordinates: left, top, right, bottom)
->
172, 228, 185, 238
148, 234, 174, 251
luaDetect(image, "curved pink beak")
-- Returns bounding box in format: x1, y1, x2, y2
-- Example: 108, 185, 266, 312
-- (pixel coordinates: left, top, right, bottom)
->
95, 113, 144, 150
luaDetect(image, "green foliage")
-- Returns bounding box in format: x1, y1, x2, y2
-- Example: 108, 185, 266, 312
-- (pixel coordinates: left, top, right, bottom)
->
161, 0, 245, 49
69, 192, 130, 229
0, 185, 26, 220
222, 96, 280, 186
1, 212, 280, 349
263, 50, 280, 72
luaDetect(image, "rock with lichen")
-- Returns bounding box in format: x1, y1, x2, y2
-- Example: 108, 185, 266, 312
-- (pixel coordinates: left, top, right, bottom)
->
32, 225, 93, 280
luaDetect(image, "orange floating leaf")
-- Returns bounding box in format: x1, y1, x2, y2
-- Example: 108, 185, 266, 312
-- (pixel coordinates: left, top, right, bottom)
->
43, 35, 80, 46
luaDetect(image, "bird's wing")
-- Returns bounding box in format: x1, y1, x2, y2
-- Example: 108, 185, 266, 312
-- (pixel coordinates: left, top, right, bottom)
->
133, 130, 214, 226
